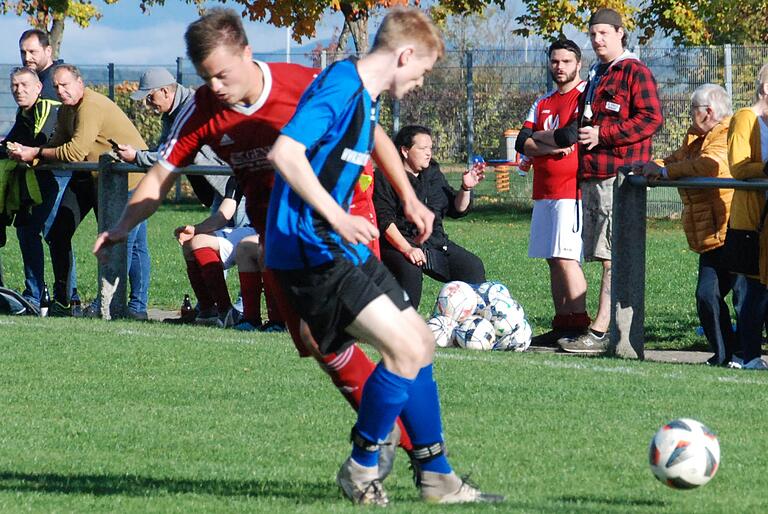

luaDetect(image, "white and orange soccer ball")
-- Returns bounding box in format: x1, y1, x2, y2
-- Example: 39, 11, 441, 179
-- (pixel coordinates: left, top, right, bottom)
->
434, 281, 477, 322
649, 418, 720, 489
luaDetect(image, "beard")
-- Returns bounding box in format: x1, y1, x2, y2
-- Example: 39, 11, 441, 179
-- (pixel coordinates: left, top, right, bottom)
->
552, 69, 578, 85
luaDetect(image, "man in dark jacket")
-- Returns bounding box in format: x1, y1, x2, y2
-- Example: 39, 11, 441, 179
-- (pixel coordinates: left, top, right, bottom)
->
0, 67, 60, 306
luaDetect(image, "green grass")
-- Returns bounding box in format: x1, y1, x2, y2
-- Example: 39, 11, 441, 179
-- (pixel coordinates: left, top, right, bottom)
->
0, 317, 766, 512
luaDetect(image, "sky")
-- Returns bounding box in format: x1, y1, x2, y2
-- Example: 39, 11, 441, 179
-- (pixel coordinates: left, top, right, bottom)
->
0, 2, 340, 65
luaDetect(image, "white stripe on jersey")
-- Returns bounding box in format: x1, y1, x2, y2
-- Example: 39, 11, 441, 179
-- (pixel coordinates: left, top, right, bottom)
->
158, 96, 198, 170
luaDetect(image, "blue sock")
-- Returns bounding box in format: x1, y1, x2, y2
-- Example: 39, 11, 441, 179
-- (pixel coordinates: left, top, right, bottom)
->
351, 363, 413, 468
399, 364, 452, 474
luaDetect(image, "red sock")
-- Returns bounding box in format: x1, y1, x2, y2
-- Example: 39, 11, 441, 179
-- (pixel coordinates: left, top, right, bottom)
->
193, 247, 231, 315
239, 270, 263, 325
320, 345, 413, 451
185, 259, 214, 311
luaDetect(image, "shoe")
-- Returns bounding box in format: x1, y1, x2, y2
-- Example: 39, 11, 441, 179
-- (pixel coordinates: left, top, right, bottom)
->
83, 302, 101, 319
49, 300, 72, 317
378, 423, 400, 482
418, 471, 504, 504
223, 307, 242, 328
126, 309, 149, 321
195, 308, 224, 327
558, 331, 608, 354
336, 457, 388, 506
531, 328, 584, 348
742, 357, 768, 370
232, 321, 261, 331
258, 321, 287, 333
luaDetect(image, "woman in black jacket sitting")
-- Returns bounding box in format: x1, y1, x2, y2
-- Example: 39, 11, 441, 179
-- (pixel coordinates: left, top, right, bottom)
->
373, 125, 486, 309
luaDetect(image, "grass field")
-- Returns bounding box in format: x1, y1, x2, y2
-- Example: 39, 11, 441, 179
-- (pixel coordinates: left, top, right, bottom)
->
0, 189, 759, 512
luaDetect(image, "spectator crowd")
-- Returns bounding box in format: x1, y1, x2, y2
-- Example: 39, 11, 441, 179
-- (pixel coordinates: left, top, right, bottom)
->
1, 7, 766, 371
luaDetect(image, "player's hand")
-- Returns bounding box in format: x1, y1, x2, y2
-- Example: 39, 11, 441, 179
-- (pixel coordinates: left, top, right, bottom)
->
116, 144, 137, 163
93, 229, 129, 263
552, 144, 575, 157
332, 213, 379, 245
578, 125, 600, 150
402, 198, 434, 245
403, 247, 426, 266
175, 224, 195, 245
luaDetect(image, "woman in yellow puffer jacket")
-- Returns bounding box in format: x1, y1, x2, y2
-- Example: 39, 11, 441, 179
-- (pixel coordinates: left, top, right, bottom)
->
643, 84, 742, 366
727, 65, 768, 370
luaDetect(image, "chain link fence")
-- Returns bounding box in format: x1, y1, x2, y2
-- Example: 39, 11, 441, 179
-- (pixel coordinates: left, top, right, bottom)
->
3, 45, 768, 216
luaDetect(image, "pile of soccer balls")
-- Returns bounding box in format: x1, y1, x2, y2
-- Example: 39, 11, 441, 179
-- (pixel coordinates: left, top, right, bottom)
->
427, 280, 532, 352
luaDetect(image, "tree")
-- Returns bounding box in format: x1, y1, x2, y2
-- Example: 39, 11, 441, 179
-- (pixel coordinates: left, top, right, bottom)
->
1, 0, 121, 59
636, 1, 768, 45
513, 0, 635, 42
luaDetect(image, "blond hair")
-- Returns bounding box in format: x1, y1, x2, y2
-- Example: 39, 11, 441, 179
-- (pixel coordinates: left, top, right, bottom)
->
755, 64, 768, 102
371, 7, 445, 59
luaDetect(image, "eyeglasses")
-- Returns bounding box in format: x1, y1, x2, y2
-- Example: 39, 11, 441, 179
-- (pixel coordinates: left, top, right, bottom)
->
691, 104, 710, 110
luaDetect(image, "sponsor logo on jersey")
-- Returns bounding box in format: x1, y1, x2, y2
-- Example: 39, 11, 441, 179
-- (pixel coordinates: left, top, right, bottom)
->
543, 114, 560, 130
341, 148, 370, 166
229, 147, 270, 169
220, 134, 235, 146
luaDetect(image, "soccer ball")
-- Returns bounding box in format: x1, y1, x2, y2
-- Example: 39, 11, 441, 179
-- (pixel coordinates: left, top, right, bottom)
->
454, 316, 496, 351
474, 292, 489, 318
494, 319, 533, 352
427, 315, 457, 348
649, 418, 720, 489
476, 281, 511, 305
434, 281, 477, 322
488, 297, 525, 338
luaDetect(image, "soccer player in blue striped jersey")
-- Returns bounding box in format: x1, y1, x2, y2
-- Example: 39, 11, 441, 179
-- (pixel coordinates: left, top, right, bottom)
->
266, 8, 503, 506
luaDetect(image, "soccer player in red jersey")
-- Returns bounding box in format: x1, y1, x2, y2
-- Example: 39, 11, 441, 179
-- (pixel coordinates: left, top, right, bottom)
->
94, 8, 412, 470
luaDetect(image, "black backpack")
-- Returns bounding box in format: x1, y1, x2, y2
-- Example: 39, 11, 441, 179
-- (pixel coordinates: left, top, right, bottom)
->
0, 287, 39, 316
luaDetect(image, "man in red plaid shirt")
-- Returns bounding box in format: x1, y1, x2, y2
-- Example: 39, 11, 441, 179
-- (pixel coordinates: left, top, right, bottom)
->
541, 8, 663, 353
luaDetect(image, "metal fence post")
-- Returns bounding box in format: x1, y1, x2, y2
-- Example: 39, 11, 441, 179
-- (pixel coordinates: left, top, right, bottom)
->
96, 154, 128, 319
173, 59, 183, 204
392, 98, 401, 137
724, 44, 733, 99
107, 63, 115, 101
176, 56, 183, 84
465, 50, 474, 166
321, 50, 327, 69
610, 169, 647, 359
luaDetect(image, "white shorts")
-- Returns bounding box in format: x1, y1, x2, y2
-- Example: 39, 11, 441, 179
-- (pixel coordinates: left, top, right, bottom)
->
528, 199, 583, 260
215, 226, 258, 270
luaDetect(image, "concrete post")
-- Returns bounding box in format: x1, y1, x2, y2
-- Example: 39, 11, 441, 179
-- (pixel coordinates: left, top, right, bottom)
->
609, 170, 647, 359
96, 154, 128, 320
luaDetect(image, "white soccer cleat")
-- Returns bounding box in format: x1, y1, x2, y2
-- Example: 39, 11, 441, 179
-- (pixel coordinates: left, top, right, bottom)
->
418, 470, 504, 504
378, 423, 400, 481
336, 457, 389, 506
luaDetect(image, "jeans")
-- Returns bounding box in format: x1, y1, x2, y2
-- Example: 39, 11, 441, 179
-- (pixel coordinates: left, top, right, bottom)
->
737, 276, 768, 363
696, 247, 744, 364
126, 219, 150, 313
16, 171, 76, 306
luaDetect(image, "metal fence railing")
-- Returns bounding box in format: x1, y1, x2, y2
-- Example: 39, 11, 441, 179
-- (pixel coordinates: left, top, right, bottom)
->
4, 44, 768, 217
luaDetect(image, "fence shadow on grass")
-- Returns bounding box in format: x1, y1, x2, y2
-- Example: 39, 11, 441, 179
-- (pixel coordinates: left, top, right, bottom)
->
0, 470, 335, 502
556, 494, 667, 508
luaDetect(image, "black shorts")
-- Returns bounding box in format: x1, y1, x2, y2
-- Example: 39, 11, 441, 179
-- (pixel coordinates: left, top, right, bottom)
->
274, 256, 411, 355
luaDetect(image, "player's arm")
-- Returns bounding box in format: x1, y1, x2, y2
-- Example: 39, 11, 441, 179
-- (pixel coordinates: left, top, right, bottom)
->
175, 197, 236, 245
371, 125, 434, 244
268, 135, 379, 245
93, 162, 177, 258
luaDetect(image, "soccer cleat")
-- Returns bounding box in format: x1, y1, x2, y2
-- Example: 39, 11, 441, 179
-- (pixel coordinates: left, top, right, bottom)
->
195, 308, 224, 327
126, 309, 149, 321
418, 471, 504, 504
558, 331, 608, 354
232, 321, 262, 332
336, 457, 389, 506
223, 307, 242, 328
378, 423, 400, 481
49, 300, 72, 317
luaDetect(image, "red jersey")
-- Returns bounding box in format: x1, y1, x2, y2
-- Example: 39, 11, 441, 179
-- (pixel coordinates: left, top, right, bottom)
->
159, 61, 319, 231
523, 81, 585, 200
348, 160, 380, 258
